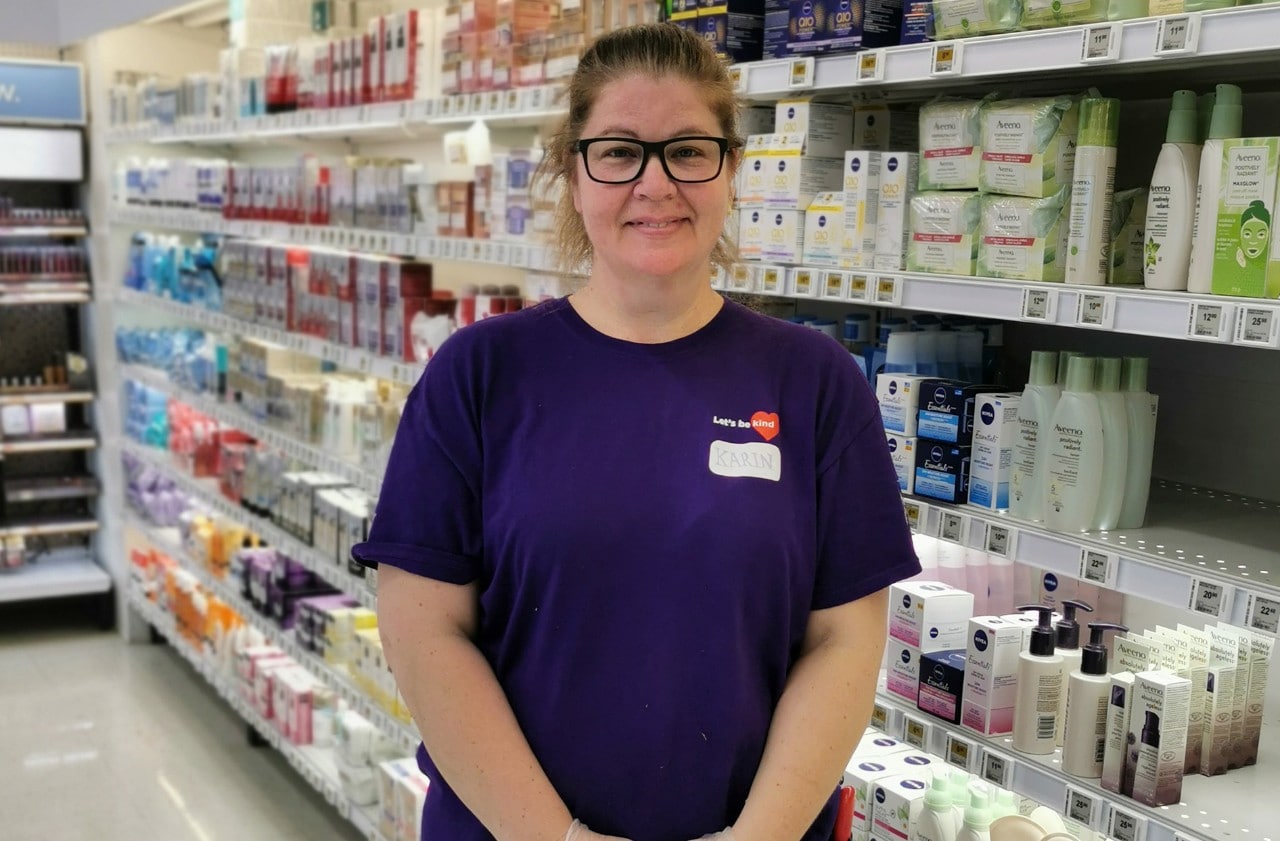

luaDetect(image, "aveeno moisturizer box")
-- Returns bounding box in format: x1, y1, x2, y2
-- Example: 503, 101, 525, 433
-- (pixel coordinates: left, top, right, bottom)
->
876, 373, 930, 436
1130, 671, 1191, 807
1206, 624, 1244, 773
842, 151, 882, 269
886, 433, 917, 494
968, 393, 1021, 511
775, 98, 856, 158
918, 98, 983, 191
1211, 137, 1279, 298
963, 615, 1025, 735
1201, 662, 1237, 776
1218, 623, 1274, 767
874, 152, 920, 271
978, 189, 1071, 282
1101, 671, 1136, 795
907, 191, 982, 276
763, 134, 845, 210
1176, 624, 1213, 773
889, 581, 975, 653
979, 96, 1080, 199
804, 192, 845, 267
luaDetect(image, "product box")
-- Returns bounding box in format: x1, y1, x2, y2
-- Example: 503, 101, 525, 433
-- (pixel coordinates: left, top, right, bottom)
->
804, 192, 846, 267
788, 0, 863, 55
914, 441, 971, 504
1171, 624, 1211, 774
968, 393, 1021, 511
870, 773, 930, 841
739, 133, 775, 207
874, 152, 920, 271
1200, 662, 1237, 776
1129, 671, 1191, 807
841, 150, 881, 268
918, 649, 966, 724
907, 191, 981, 276
962, 615, 1025, 736
762, 209, 806, 263
1101, 671, 1136, 795
885, 433, 916, 494
875, 373, 929, 436
977, 190, 1072, 283
916, 380, 1003, 444
738, 207, 766, 260
898, 0, 932, 44
1211, 137, 1280, 298
919, 99, 983, 191
845, 752, 938, 830
979, 96, 1080, 200
697, 2, 764, 63
886, 639, 923, 703
1113, 634, 1157, 674
1241, 628, 1273, 766
776, 99, 855, 159
889, 581, 975, 652
855, 106, 919, 152
1207, 623, 1247, 770
763, 135, 845, 210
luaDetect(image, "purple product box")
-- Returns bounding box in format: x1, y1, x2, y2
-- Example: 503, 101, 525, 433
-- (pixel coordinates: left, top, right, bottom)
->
898, 0, 933, 43
295, 593, 357, 648
698, 10, 764, 63
862, 0, 904, 48
788, 0, 862, 55
269, 584, 340, 630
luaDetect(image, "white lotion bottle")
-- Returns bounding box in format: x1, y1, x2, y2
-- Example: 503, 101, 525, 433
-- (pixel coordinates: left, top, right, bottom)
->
1009, 350, 1060, 523
1013, 605, 1065, 755
956, 793, 993, 841
1063, 622, 1129, 778
1118, 357, 1159, 529
1045, 356, 1105, 534
1093, 357, 1129, 531
916, 775, 961, 841
1143, 91, 1201, 290
1186, 84, 1243, 293
1066, 98, 1121, 286
1054, 598, 1095, 746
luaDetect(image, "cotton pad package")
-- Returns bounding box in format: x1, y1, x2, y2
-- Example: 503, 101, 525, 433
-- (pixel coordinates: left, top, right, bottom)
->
979, 95, 1082, 199
919, 97, 989, 191
908, 191, 982, 276
977, 188, 1071, 282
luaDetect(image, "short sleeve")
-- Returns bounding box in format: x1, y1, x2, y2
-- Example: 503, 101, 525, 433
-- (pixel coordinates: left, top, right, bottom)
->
350, 338, 483, 585
811, 375, 920, 610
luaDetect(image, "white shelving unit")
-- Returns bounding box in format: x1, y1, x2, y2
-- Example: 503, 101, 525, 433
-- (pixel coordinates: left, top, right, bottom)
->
0, 547, 110, 602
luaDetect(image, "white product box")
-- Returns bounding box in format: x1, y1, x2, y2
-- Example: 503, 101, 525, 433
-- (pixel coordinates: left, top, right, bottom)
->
1217, 623, 1272, 768
889, 581, 975, 652
841, 151, 882, 269
1101, 671, 1136, 795
1176, 624, 1212, 773
739, 133, 775, 207
803, 192, 845, 267
845, 751, 938, 831
1113, 634, 1157, 674
737, 206, 764, 260
871, 773, 930, 841
775, 99, 855, 158
875, 374, 930, 436
764, 134, 844, 211
851, 735, 915, 760
1130, 671, 1191, 807
1152, 627, 1206, 774
762, 209, 805, 263
874, 152, 920, 271
968, 393, 1021, 511
1207, 623, 1247, 769
885, 433, 916, 494
855, 105, 919, 151
1201, 662, 1238, 776
962, 615, 1025, 736
885, 639, 922, 704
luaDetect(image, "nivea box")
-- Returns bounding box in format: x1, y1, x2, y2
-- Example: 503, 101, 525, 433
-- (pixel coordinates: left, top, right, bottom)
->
871, 774, 929, 841
919, 649, 966, 724
889, 581, 974, 652
963, 616, 1025, 735
886, 433, 916, 494
788, 0, 863, 55
875, 373, 929, 436
913, 441, 971, 504
886, 640, 923, 704
845, 751, 938, 830
968, 393, 1021, 511
916, 379, 1004, 444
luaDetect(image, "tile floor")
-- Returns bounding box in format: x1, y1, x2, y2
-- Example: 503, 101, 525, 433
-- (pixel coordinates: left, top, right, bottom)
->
0, 597, 364, 841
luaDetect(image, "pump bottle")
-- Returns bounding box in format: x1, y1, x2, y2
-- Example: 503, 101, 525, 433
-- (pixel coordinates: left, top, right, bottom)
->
1144, 91, 1201, 290
1009, 350, 1060, 523
1187, 85, 1243, 293
1012, 605, 1065, 755
1054, 599, 1095, 745
1045, 356, 1105, 534
1118, 357, 1158, 529
1093, 357, 1129, 531
916, 774, 960, 841
956, 793, 993, 841
1062, 622, 1129, 778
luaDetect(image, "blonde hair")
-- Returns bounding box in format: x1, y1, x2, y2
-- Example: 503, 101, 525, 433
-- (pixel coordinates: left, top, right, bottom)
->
535, 24, 744, 276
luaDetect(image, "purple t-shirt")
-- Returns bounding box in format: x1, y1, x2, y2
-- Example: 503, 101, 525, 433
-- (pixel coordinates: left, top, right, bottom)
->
353, 297, 919, 841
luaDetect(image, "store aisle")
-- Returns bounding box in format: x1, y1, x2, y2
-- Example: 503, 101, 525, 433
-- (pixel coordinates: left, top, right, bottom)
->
0, 600, 365, 841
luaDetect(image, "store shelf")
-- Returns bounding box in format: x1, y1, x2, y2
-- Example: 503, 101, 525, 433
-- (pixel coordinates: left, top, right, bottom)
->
109, 205, 560, 272
0, 430, 97, 454
0, 273, 90, 284
871, 684, 1276, 841
120, 438, 377, 612
0, 286, 91, 305
127, 589, 393, 841
126, 510, 418, 757
105, 87, 567, 146
905, 479, 1280, 635
0, 226, 88, 238
0, 548, 108, 602
0, 390, 95, 406
739, 6, 1280, 98
720, 263, 1280, 350
118, 361, 383, 498
4, 475, 99, 502
0, 514, 100, 539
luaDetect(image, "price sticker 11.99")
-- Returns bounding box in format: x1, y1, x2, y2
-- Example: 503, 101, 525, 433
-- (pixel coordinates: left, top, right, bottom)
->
1081, 23, 1121, 62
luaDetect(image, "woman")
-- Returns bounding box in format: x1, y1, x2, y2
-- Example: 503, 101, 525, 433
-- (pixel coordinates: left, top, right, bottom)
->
354, 23, 919, 841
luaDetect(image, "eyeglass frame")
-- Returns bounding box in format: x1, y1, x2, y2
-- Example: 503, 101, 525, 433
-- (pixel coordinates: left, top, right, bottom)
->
574, 135, 736, 184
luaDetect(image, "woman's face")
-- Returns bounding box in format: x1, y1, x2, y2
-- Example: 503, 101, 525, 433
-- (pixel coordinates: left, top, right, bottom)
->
1241, 216, 1270, 261
571, 73, 734, 287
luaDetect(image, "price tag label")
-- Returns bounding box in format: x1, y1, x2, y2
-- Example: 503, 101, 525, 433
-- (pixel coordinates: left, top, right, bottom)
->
981, 749, 1013, 788
793, 269, 814, 297
1079, 548, 1119, 588
848, 274, 871, 302
939, 511, 968, 545
1187, 301, 1234, 341
815, 270, 842, 299
1063, 787, 1102, 830
788, 57, 815, 89
870, 702, 889, 732
1108, 807, 1146, 841
1235, 306, 1280, 346
985, 524, 1017, 558
1022, 287, 1059, 322
1155, 14, 1200, 56
875, 276, 903, 306
857, 50, 884, 83
761, 267, 782, 294
1188, 577, 1233, 619
930, 42, 963, 77
903, 715, 929, 750
903, 499, 929, 534
1081, 23, 1122, 62
728, 65, 748, 94
1245, 593, 1280, 636
946, 733, 976, 770
1076, 292, 1116, 328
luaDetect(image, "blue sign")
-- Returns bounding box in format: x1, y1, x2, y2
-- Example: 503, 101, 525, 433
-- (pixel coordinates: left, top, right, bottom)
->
0, 61, 85, 125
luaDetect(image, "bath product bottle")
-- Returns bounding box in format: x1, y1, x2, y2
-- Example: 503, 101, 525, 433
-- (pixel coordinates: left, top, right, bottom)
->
956, 793, 993, 841
1055, 598, 1096, 745
1093, 357, 1130, 530
1198, 91, 1215, 144
1063, 622, 1129, 778
916, 775, 961, 841
1144, 91, 1201, 291
1108, 0, 1149, 17
1187, 84, 1244, 293
1045, 357, 1104, 534
949, 769, 971, 828
1118, 357, 1159, 529
1066, 98, 1121, 286
990, 790, 1019, 820
1013, 605, 1065, 755
1009, 350, 1060, 523
885, 331, 922, 373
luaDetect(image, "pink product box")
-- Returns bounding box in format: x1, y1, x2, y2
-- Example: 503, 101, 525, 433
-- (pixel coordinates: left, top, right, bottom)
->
273, 665, 317, 744
254, 658, 295, 719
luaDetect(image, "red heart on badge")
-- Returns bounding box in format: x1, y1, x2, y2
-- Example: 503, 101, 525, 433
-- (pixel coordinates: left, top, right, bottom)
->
751, 411, 780, 442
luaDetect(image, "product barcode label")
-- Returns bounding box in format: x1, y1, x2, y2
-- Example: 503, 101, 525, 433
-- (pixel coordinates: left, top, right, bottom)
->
1079, 548, 1119, 588
1188, 578, 1233, 619
1108, 807, 1146, 841
875, 276, 903, 306
793, 269, 814, 296
870, 702, 889, 733
1021, 287, 1058, 321
981, 750, 1012, 788
1064, 787, 1100, 829
857, 50, 884, 83
1076, 292, 1116, 328
946, 734, 976, 770
1081, 23, 1121, 62
1155, 14, 1199, 55
761, 268, 781, 293
1036, 714, 1056, 741
823, 270, 846, 298
1246, 593, 1280, 636
728, 65, 748, 94
903, 499, 928, 533
1187, 301, 1234, 342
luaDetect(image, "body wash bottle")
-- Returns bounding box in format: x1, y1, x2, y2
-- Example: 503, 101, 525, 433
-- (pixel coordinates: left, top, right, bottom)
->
1094, 357, 1129, 530
1118, 357, 1158, 529
1144, 91, 1201, 291
1187, 84, 1243, 293
916, 775, 960, 841
1055, 599, 1096, 745
1066, 98, 1121, 286
1045, 356, 1105, 534
1013, 606, 1066, 755
1009, 350, 1060, 523
956, 793, 993, 841
1063, 622, 1130, 778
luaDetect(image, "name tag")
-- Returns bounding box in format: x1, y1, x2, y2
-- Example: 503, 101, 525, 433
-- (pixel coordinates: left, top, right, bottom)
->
708, 441, 782, 482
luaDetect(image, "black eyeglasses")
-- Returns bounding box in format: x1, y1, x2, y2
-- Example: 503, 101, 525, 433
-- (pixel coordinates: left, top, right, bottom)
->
575, 136, 732, 184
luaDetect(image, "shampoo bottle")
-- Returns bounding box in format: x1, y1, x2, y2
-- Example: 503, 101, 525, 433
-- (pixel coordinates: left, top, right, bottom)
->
949, 769, 971, 828
1144, 91, 1201, 291
1055, 598, 1096, 746
1045, 356, 1105, 534
1013, 605, 1066, 755
1009, 350, 1060, 523
916, 775, 961, 841
956, 793, 993, 841
1063, 622, 1129, 778
1066, 98, 1121, 286
1093, 357, 1129, 531
1118, 357, 1158, 529
1187, 84, 1244, 293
